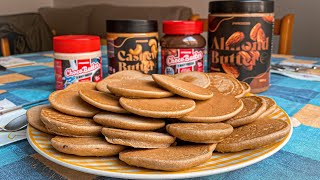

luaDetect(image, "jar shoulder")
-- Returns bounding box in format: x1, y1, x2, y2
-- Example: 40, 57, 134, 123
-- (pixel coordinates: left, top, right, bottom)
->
160, 34, 206, 48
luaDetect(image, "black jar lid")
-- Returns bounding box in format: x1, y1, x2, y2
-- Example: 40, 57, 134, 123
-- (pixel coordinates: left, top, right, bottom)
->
209, 0, 274, 13
106, 20, 158, 33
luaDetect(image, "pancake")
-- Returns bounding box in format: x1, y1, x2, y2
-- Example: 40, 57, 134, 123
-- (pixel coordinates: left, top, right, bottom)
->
241, 81, 251, 94
107, 79, 174, 98
179, 93, 243, 123
101, 128, 176, 148
26, 104, 53, 134
258, 96, 277, 119
96, 70, 145, 93
119, 97, 196, 118
119, 144, 216, 171
93, 112, 165, 131
49, 90, 100, 117
207, 73, 245, 98
224, 96, 267, 127
40, 107, 102, 137
65, 82, 96, 91
216, 118, 290, 152
174, 72, 211, 88
51, 136, 126, 156
79, 90, 128, 113
166, 123, 233, 143
152, 74, 213, 100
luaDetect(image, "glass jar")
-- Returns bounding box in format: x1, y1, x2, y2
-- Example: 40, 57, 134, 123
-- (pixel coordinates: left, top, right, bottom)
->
161, 21, 206, 74
106, 20, 158, 75
208, 0, 274, 93
53, 35, 102, 90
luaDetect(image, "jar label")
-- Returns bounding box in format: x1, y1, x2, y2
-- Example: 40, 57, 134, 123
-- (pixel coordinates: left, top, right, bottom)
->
54, 57, 102, 90
208, 14, 274, 92
161, 48, 204, 75
107, 36, 158, 75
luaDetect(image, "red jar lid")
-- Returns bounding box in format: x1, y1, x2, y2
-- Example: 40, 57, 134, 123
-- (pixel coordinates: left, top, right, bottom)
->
163, 21, 203, 35
53, 35, 100, 53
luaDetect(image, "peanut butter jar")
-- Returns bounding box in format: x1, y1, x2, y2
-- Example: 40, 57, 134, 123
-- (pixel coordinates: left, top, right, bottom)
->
106, 20, 158, 75
208, 1, 274, 93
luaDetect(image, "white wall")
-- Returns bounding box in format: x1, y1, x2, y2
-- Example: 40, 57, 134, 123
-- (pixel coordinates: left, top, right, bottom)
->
53, 0, 320, 57
0, 0, 53, 15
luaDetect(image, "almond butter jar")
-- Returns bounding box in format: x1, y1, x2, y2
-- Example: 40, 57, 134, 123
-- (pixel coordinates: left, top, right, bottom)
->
106, 20, 158, 75
208, 1, 274, 93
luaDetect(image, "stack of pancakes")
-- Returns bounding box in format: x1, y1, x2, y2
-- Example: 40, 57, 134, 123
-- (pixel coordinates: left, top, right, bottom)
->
27, 71, 290, 171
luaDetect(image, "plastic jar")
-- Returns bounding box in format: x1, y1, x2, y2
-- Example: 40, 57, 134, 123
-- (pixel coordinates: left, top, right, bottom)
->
161, 21, 205, 74
53, 35, 102, 90
208, 1, 274, 93
106, 20, 158, 75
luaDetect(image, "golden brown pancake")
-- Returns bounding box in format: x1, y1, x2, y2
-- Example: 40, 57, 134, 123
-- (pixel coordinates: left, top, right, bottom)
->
79, 90, 128, 113
216, 118, 290, 152
119, 97, 196, 118
152, 74, 213, 100
65, 82, 96, 91
49, 90, 100, 117
166, 123, 233, 143
101, 128, 175, 148
51, 136, 125, 156
207, 73, 245, 98
93, 112, 165, 131
26, 104, 53, 134
174, 71, 211, 88
224, 96, 267, 127
96, 70, 145, 93
179, 93, 243, 122
107, 79, 174, 98
258, 96, 277, 119
119, 144, 216, 171
241, 81, 251, 94
40, 107, 102, 137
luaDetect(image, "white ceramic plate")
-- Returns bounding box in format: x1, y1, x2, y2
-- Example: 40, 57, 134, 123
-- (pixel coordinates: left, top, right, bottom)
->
27, 106, 292, 179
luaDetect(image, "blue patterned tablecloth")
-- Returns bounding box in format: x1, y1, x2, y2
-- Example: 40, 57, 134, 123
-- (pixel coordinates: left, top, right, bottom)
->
0, 50, 320, 180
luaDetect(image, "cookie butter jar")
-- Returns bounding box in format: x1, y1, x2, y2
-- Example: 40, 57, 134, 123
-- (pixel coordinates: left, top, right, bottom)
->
53, 35, 102, 90
161, 21, 205, 74
106, 20, 158, 75
208, 1, 274, 93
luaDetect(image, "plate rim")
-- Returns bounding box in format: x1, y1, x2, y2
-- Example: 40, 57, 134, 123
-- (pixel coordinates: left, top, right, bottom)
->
27, 106, 293, 179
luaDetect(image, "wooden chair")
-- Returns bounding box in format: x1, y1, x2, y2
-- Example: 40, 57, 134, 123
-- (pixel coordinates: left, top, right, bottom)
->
190, 14, 295, 55
0, 37, 10, 56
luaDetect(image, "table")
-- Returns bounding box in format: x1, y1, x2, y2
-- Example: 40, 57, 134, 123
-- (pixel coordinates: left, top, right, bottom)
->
0, 52, 319, 179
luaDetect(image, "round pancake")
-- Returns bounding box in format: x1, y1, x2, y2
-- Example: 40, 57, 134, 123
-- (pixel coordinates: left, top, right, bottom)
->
179, 93, 243, 122
258, 96, 277, 119
79, 90, 128, 113
241, 81, 251, 94
65, 82, 96, 91
224, 96, 267, 127
93, 112, 165, 131
26, 104, 53, 134
107, 79, 174, 98
119, 97, 196, 118
207, 73, 245, 98
96, 70, 145, 93
49, 90, 100, 117
119, 144, 216, 171
51, 136, 125, 156
101, 128, 176, 148
174, 72, 210, 88
152, 74, 213, 100
166, 123, 233, 143
40, 107, 102, 137
216, 118, 290, 152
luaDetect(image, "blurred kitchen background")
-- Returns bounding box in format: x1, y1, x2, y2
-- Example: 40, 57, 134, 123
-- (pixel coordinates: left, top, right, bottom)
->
0, 0, 318, 57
